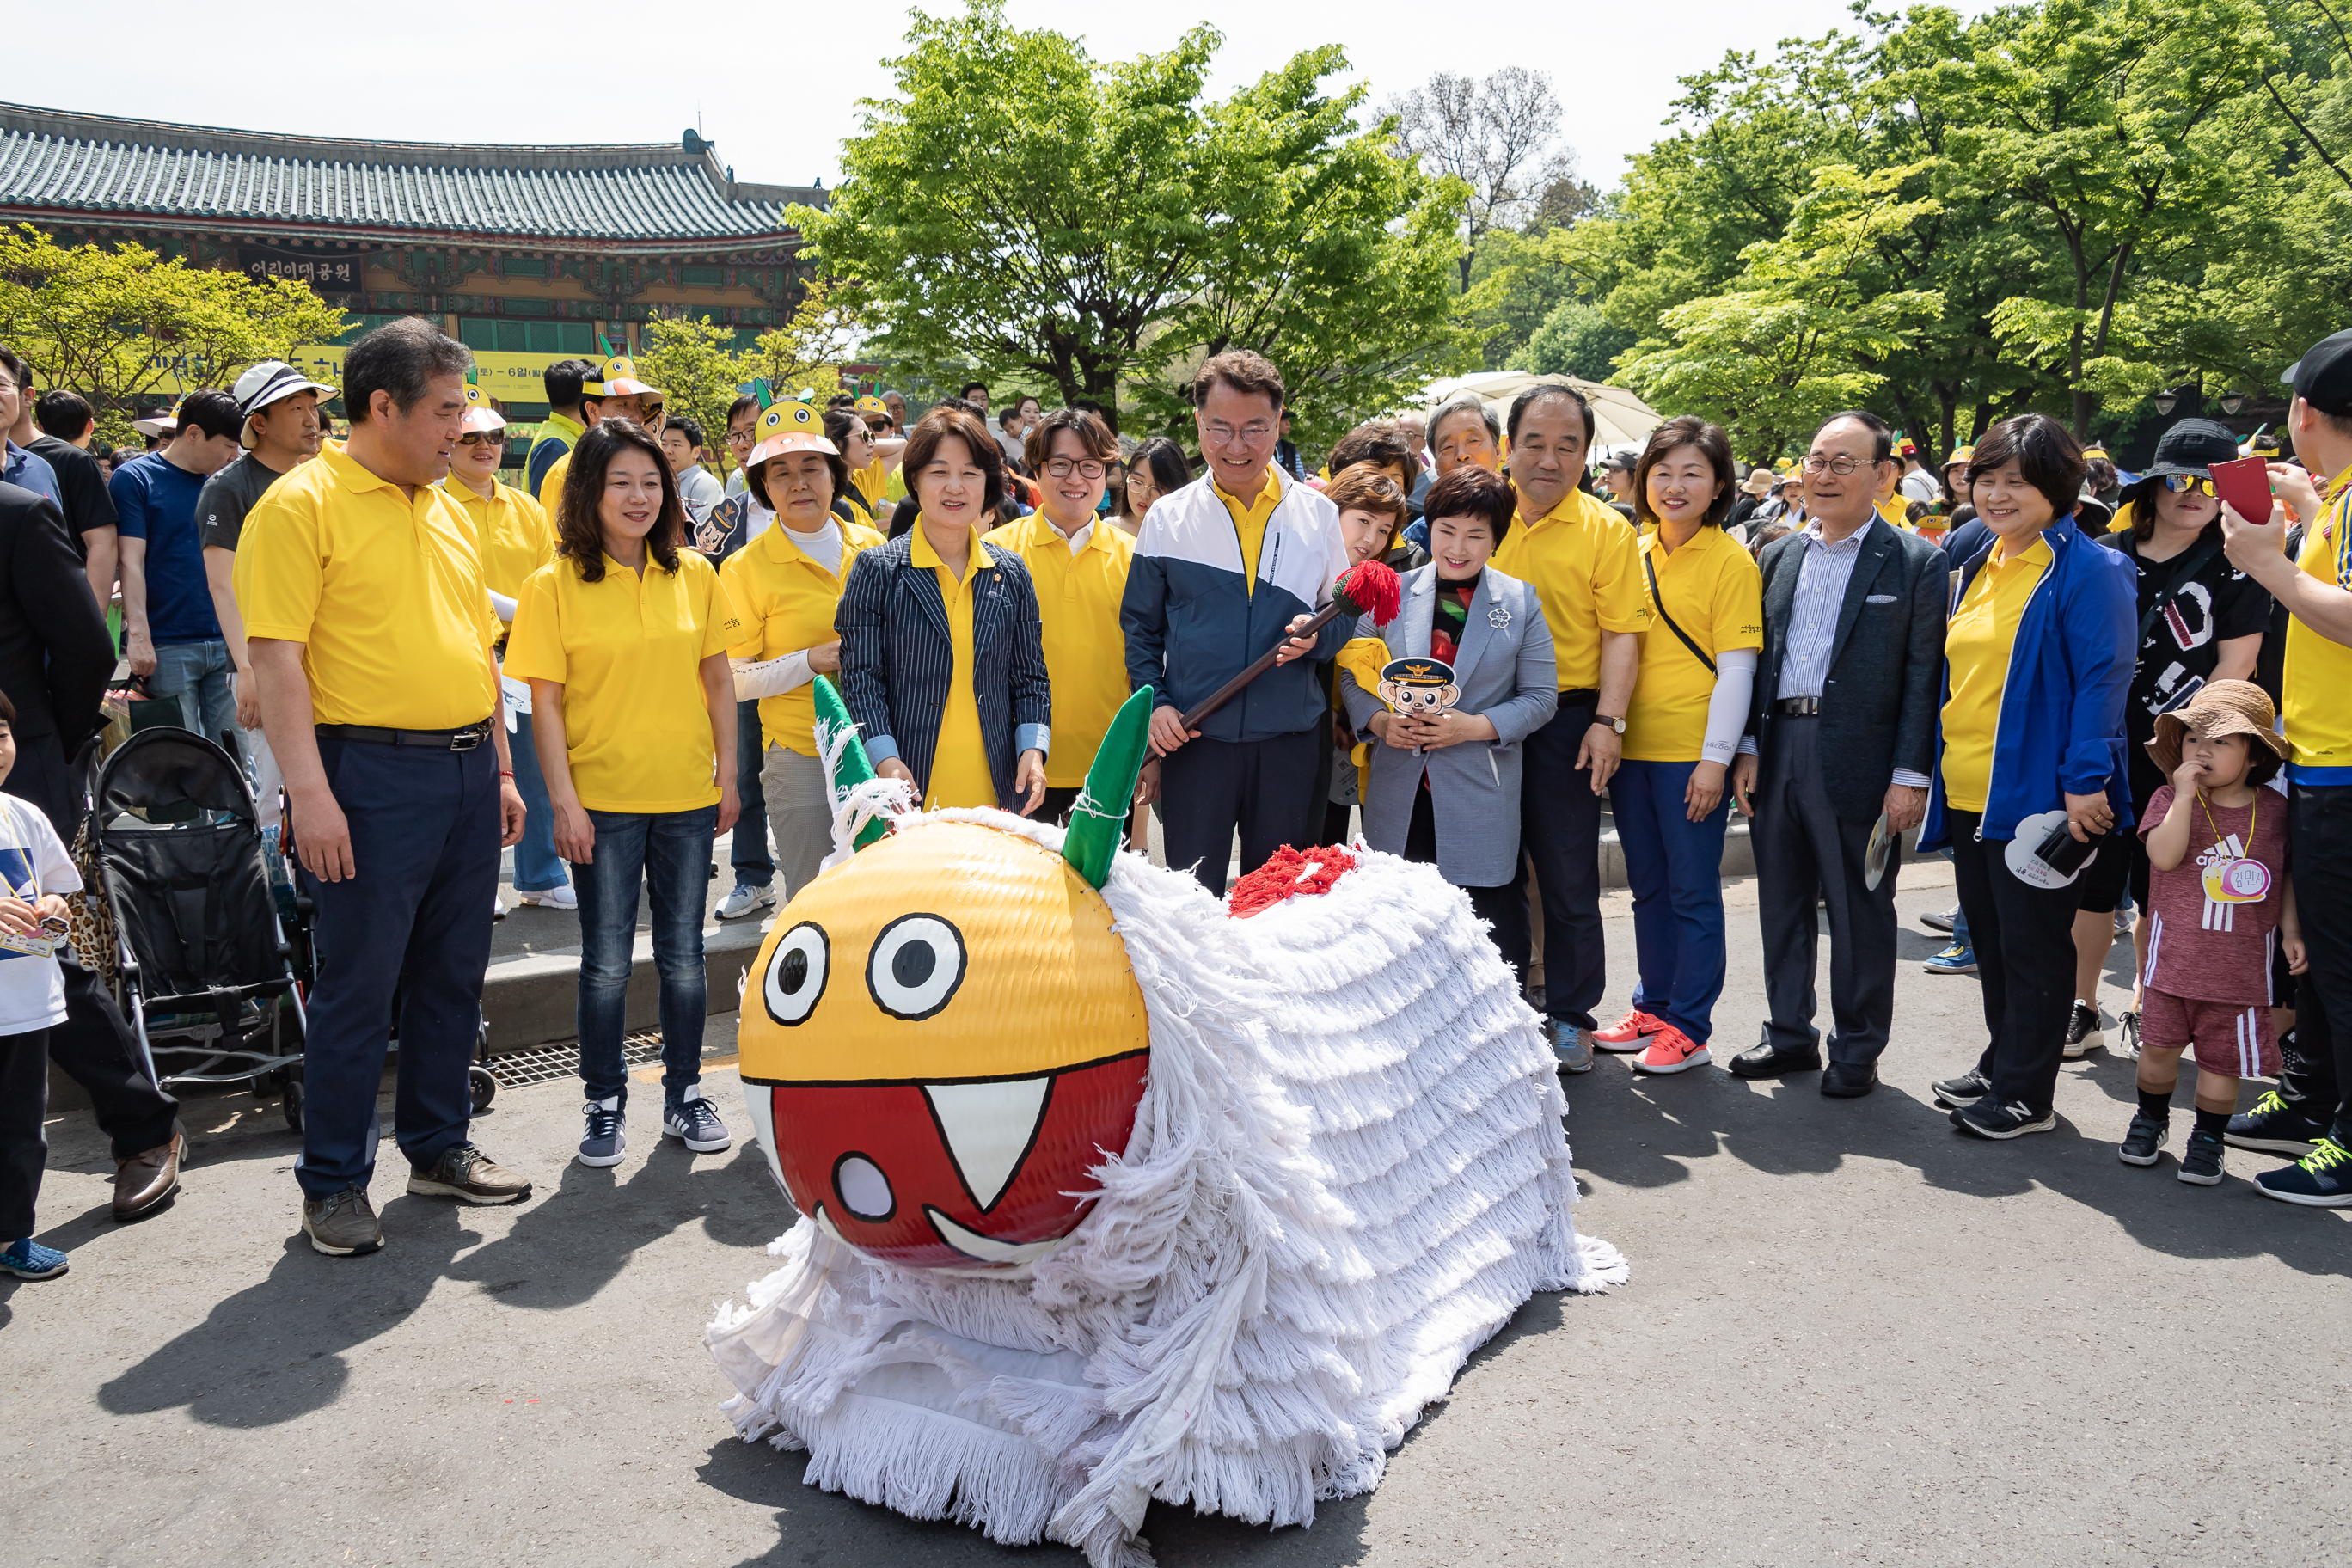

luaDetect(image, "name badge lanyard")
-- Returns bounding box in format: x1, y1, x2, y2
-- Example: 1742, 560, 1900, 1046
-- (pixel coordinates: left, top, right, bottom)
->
2198, 788, 2271, 904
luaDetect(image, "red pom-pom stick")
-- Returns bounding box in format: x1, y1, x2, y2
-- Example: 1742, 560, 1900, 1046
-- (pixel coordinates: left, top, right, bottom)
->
1178, 561, 1405, 733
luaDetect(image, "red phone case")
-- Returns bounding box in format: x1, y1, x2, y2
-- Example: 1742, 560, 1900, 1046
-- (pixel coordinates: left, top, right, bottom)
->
2209, 455, 2272, 524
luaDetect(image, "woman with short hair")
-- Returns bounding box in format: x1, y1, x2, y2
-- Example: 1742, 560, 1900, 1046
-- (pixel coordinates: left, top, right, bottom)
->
836, 408, 1051, 813
507, 420, 743, 1170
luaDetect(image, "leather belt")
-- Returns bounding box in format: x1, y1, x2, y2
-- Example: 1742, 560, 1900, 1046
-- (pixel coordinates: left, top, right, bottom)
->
1558, 688, 1601, 708
1771, 695, 1822, 716
317, 720, 493, 752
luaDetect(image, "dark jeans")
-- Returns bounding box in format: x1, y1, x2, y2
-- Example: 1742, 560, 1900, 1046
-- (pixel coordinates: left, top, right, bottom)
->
730, 700, 773, 887
1520, 698, 1605, 1031
1754, 718, 1901, 1064
0, 1027, 50, 1242
1405, 785, 1529, 983
1946, 808, 2083, 1115
1158, 728, 1322, 897
573, 805, 717, 1106
506, 707, 567, 894
2281, 785, 2352, 1144
297, 736, 501, 1198
1611, 758, 1732, 1044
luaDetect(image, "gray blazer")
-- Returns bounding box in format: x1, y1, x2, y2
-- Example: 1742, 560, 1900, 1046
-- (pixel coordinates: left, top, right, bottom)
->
1340, 566, 1557, 886
1747, 518, 1948, 824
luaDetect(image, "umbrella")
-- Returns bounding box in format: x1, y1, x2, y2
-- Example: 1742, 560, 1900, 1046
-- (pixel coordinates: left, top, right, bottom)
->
1413, 371, 1664, 449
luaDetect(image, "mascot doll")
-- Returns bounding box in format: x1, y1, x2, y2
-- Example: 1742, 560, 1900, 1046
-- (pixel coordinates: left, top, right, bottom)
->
707, 676, 1626, 1568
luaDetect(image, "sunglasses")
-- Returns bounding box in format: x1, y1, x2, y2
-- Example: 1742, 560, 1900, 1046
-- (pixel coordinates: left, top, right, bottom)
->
456, 431, 504, 448
2160, 475, 2218, 496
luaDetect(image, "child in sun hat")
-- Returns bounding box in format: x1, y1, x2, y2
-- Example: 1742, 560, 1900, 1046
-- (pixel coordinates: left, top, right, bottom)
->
2121, 680, 2300, 1185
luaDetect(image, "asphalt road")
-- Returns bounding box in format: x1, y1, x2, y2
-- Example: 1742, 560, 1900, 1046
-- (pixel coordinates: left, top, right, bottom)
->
5, 862, 2345, 1568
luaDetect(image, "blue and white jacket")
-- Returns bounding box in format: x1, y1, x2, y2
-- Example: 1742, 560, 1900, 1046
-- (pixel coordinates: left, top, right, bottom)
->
1920, 512, 2138, 851
1119, 470, 1351, 743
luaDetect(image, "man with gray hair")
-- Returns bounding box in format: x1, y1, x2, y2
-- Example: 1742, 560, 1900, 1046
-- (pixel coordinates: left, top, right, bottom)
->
1408, 393, 1506, 550
236, 318, 534, 1257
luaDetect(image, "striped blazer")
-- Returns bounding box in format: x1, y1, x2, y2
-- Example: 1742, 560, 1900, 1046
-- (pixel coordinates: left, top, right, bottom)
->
835, 530, 1052, 808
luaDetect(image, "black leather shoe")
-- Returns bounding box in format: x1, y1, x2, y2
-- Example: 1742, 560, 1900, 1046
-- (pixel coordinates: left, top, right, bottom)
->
1729, 1039, 1822, 1079
1820, 1061, 1879, 1098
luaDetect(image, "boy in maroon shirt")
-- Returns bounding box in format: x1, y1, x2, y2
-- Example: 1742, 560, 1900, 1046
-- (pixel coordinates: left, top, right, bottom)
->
2122, 681, 2303, 1184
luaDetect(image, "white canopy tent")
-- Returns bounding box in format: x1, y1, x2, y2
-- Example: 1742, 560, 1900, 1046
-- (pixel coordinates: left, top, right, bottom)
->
1412, 371, 1664, 450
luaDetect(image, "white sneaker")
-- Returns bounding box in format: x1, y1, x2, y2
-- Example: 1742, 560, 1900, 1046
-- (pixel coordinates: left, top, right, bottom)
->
715, 883, 775, 920
493, 896, 507, 922
519, 885, 578, 910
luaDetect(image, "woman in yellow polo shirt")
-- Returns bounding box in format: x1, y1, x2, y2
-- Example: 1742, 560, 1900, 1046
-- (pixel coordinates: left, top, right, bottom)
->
720, 401, 885, 898
1590, 417, 1762, 1076
507, 420, 744, 1171
836, 407, 1050, 814
1919, 413, 2136, 1141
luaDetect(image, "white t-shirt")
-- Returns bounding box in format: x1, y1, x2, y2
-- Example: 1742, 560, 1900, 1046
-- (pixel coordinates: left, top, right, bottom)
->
0, 794, 78, 1034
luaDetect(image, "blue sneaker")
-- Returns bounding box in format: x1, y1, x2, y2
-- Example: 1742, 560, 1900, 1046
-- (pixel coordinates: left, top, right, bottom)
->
1550, 1022, 1595, 1074
2252, 1136, 2352, 1208
663, 1085, 732, 1154
1, 1238, 68, 1279
1923, 942, 1978, 976
578, 1096, 626, 1168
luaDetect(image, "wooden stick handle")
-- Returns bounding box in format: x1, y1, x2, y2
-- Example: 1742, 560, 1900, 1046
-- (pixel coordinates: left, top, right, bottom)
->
1178, 600, 1345, 732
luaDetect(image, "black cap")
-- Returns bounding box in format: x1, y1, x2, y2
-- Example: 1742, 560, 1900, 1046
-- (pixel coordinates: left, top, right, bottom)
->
2141, 418, 2240, 481
2282, 328, 2352, 416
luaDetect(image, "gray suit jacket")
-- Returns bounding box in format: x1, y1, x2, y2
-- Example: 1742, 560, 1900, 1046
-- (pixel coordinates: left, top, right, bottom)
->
1747, 518, 1947, 824
1340, 566, 1557, 886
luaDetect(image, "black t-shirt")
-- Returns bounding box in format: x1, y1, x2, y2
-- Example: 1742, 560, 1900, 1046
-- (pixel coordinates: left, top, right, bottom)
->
27, 433, 115, 551
2102, 529, 2271, 799
196, 453, 289, 554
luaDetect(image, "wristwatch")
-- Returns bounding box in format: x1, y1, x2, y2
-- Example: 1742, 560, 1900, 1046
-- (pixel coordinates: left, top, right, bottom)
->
1594, 714, 1627, 735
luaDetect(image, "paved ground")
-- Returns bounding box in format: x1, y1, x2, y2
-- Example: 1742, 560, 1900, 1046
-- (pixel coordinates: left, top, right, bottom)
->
6, 862, 2345, 1568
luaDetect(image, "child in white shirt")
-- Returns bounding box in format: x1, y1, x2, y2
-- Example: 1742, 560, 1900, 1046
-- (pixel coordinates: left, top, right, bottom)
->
0, 695, 83, 1281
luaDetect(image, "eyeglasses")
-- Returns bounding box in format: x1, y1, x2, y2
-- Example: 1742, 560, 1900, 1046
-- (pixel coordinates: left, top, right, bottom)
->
456, 431, 503, 448
2160, 475, 2219, 496
1044, 458, 1107, 481
1203, 420, 1275, 448
1800, 454, 1877, 475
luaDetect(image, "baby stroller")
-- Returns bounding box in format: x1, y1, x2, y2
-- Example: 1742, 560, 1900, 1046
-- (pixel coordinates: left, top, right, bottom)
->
90, 727, 308, 1113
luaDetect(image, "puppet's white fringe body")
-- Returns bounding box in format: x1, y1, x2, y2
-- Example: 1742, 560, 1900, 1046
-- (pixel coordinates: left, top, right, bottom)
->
707, 809, 1626, 1567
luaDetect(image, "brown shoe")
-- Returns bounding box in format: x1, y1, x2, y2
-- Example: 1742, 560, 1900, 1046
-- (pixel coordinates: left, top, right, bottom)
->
406, 1143, 531, 1205
301, 1186, 383, 1255
113, 1132, 184, 1221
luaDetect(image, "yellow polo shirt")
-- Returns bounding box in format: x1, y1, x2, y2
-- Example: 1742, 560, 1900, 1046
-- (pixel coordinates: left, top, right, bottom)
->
2283, 469, 2352, 782
1876, 495, 1915, 532
851, 457, 890, 515
234, 441, 499, 729
1623, 526, 1764, 763
1211, 466, 1283, 593
983, 512, 1136, 787
1491, 487, 1648, 690
505, 549, 743, 813
438, 476, 555, 602
910, 522, 1000, 809
1940, 533, 2051, 813
536, 449, 572, 520
720, 518, 885, 756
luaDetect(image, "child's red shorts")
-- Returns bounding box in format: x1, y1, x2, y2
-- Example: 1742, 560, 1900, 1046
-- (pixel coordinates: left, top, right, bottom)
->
2141, 989, 2280, 1078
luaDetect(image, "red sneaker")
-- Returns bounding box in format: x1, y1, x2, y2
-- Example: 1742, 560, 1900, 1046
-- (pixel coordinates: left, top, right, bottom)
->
1632, 1026, 1712, 1075
1593, 1009, 1669, 1051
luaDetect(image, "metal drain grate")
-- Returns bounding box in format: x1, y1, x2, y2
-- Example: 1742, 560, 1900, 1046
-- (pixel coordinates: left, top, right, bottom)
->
487, 1030, 668, 1089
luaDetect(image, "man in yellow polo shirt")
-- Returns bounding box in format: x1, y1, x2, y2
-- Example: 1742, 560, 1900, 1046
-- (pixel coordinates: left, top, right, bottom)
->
987, 407, 1135, 824
1489, 384, 1646, 1070
236, 319, 532, 1258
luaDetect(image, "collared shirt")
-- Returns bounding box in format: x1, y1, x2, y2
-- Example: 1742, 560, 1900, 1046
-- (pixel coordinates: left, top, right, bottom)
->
2283, 467, 2352, 784
3, 440, 60, 508
1624, 525, 1762, 763
910, 522, 1000, 809
1210, 466, 1283, 594
720, 516, 885, 756
1490, 487, 1648, 690
1753, 520, 1933, 788
983, 511, 1135, 787
525, 411, 583, 497
505, 548, 741, 813
536, 448, 573, 522
1941, 533, 2054, 814
233, 442, 500, 729
437, 476, 555, 602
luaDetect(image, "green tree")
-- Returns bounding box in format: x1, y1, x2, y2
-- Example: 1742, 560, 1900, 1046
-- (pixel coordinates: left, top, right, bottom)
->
1522, 298, 1636, 383
638, 315, 744, 462
0, 225, 345, 448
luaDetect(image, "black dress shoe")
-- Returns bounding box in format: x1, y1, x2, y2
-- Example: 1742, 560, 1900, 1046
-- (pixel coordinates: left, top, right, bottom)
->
1729, 1040, 1822, 1079
1820, 1061, 1879, 1098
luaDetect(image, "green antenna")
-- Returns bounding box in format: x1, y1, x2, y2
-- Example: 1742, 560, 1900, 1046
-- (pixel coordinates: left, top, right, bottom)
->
1061, 686, 1153, 889
813, 675, 888, 850
598, 334, 617, 358
753, 377, 775, 412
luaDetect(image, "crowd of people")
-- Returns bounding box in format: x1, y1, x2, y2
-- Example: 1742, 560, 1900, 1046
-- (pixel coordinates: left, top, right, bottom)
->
2, 313, 2349, 1278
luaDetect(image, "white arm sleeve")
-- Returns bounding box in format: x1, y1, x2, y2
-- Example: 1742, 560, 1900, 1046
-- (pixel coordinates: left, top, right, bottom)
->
1701, 649, 1758, 766
732, 651, 816, 701
488, 590, 519, 624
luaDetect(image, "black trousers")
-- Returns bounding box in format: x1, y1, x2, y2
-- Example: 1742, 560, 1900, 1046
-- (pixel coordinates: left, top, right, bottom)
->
1159, 728, 1322, 897
5, 735, 179, 1161
1405, 786, 1530, 983
0, 1026, 50, 1242
2280, 785, 2352, 1143
1754, 718, 1900, 1064
1947, 808, 2083, 1114
1519, 698, 1605, 1030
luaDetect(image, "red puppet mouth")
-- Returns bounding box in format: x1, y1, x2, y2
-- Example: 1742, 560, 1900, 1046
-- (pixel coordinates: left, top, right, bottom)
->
744, 1049, 1148, 1269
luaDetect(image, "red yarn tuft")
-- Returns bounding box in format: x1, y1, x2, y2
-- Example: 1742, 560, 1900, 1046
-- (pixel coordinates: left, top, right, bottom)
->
1227, 844, 1358, 917
1333, 560, 1402, 627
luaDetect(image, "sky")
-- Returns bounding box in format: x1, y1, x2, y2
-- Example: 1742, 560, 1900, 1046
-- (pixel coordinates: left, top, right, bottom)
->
10, 1, 1996, 193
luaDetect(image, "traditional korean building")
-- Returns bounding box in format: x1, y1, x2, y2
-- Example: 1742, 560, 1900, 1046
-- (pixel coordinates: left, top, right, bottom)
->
0, 101, 826, 423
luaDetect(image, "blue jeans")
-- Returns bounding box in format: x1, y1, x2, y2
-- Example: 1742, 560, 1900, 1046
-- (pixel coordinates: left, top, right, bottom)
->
506, 708, 567, 894
297, 737, 500, 1197
1611, 758, 1732, 1044
150, 639, 239, 758
573, 805, 716, 1105
730, 700, 774, 886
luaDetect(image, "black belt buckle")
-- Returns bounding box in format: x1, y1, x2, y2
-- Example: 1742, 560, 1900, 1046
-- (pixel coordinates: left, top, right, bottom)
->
450, 724, 487, 753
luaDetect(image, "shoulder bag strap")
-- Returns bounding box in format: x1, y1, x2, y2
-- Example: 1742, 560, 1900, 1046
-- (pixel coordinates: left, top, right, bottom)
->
2135, 534, 2226, 646
1644, 549, 1716, 676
